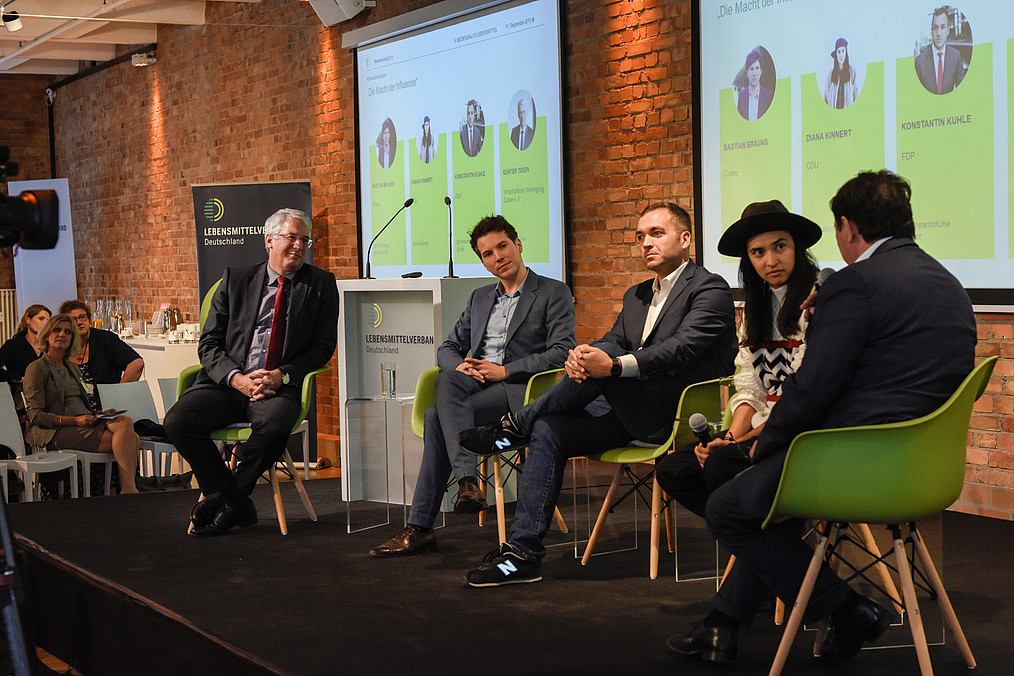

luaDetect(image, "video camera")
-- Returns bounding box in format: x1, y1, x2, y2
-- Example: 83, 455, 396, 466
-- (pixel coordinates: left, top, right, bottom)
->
0, 145, 59, 250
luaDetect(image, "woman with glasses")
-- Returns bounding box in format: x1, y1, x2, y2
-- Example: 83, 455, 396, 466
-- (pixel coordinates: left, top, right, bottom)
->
23, 313, 140, 494
57, 300, 144, 412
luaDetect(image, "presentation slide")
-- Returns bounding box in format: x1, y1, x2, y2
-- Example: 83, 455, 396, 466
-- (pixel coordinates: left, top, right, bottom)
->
697, 0, 1014, 305
355, 0, 565, 281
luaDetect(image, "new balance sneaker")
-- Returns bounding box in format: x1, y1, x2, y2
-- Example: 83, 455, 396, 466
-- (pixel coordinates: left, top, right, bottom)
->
466, 544, 542, 587
457, 412, 529, 456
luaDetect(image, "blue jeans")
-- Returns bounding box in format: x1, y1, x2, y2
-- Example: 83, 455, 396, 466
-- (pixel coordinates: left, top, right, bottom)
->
407, 369, 525, 528
506, 344, 642, 559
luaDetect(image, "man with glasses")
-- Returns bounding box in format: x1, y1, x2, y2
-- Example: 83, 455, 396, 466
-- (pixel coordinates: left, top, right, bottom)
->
58, 300, 144, 411
165, 208, 338, 537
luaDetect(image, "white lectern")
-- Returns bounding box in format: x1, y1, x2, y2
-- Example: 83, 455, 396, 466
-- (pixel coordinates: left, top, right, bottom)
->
337, 278, 489, 508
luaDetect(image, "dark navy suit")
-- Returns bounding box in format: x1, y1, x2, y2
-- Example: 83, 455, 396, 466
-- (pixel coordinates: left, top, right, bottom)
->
707, 238, 976, 625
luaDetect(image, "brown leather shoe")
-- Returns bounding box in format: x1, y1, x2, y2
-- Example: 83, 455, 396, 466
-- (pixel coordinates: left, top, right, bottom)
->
453, 480, 487, 514
370, 525, 437, 557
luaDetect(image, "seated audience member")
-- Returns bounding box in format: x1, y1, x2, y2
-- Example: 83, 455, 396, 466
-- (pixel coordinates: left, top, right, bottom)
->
457, 202, 736, 586
656, 201, 825, 517
164, 208, 338, 538
0, 304, 51, 383
370, 215, 575, 557
668, 170, 976, 665
23, 314, 140, 494
59, 300, 144, 411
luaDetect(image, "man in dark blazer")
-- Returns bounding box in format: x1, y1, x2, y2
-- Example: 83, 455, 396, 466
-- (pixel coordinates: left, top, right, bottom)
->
458, 202, 737, 586
370, 215, 575, 557
915, 7, 966, 95
460, 99, 484, 157
165, 208, 338, 537
510, 99, 535, 151
669, 171, 976, 665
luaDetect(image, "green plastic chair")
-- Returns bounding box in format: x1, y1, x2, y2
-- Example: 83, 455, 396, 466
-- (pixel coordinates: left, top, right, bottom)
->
408, 367, 566, 543
177, 278, 328, 535
581, 376, 733, 579
764, 356, 996, 676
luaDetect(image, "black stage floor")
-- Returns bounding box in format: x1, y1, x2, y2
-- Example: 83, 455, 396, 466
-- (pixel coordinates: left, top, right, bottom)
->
7, 477, 1013, 675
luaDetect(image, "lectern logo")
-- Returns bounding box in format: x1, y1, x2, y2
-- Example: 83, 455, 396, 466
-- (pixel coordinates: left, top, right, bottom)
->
369, 303, 383, 328
203, 198, 225, 222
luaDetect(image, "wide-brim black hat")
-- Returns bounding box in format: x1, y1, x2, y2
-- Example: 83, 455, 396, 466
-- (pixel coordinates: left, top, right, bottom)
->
717, 209, 822, 257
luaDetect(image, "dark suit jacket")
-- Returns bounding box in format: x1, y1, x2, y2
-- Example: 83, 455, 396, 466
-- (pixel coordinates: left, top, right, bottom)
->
753, 238, 976, 462
510, 123, 535, 151
437, 270, 575, 385
194, 262, 339, 396
596, 260, 737, 440
460, 124, 484, 157
915, 45, 965, 94
737, 85, 773, 120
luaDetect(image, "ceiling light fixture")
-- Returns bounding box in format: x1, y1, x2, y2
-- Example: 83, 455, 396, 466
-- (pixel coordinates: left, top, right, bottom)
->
1, 6, 23, 32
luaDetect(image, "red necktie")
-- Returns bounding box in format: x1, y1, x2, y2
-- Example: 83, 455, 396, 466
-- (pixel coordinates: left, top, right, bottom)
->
937, 53, 943, 94
264, 277, 287, 370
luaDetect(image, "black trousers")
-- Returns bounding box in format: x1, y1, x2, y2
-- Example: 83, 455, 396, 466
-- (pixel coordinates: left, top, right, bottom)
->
655, 440, 752, 518
164, 384, 300, 499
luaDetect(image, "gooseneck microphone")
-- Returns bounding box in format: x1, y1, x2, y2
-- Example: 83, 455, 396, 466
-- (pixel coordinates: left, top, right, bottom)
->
443, 195, 457, 279
365, 198, 413, 279
688, 412, 714, 447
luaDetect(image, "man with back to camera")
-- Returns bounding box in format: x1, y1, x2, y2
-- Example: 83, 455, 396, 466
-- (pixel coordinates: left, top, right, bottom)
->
668, 170, 976, 665
457, 202, 737, 586
370, 215, 575, 556
460, 99, 484, 157
510, 99, 535, 151
164, 208, 338, 538
915, 6, 966, 95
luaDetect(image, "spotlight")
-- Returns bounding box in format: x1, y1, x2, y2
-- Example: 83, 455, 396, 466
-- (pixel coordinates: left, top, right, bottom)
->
131, 52, 156, 67
1, 7, 22, 32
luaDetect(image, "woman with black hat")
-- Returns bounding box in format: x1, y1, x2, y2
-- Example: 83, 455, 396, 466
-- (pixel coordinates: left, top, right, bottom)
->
655, 200, 826, 518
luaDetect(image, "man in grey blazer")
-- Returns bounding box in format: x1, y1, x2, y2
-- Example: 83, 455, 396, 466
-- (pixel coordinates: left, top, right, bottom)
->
669, 171, 976, 665
458, 202, 737, 585
165, 208, 339, 537
371, 215, 576, 556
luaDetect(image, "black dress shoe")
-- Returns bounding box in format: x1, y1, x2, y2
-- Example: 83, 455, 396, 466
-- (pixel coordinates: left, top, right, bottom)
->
190, 497, 258, 538
818, 596, 891, 663
453, 480, 487, 514
190, 492, 225, 529
370, 525, 437, 557
457, 413, 529, 456
667, 622, 738, 664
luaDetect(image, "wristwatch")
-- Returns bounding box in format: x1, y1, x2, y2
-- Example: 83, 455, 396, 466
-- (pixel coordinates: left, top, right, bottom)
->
279, 369, 291, 386
610, 357, 622, 378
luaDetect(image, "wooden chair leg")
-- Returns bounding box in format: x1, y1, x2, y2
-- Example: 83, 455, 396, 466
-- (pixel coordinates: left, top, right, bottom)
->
650, 476, 663, 579
770, 525, 833, 676
493, 456, 507, 545
477, 456, 488, 527
910, 525, 975, 669
891, 530, 932, 676
553, 506, 568, 533
718, 554, 736, 589
282, 450, 317, 522
269, 466, 288, 535
662, 490, 675, 554
580, 465, 624, 565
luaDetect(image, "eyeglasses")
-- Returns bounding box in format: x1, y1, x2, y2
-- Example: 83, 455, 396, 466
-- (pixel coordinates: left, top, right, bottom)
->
273, 233, 313, 248
68, 313, 90, 324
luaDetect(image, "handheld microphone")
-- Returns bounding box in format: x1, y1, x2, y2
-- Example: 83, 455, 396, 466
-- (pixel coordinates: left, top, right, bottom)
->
443, 195, 457, 278
814, 267, 835, 290
365, 198, 413, 279
688, 412, 714, 447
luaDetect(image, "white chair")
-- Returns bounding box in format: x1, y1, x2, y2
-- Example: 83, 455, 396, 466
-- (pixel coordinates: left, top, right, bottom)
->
98, 382, 180, 477
0, 387, 78, 502
157, 377, 179, 411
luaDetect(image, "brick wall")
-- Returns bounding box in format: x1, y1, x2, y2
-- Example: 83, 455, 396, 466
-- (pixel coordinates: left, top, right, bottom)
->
1, 0, 1011, 517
